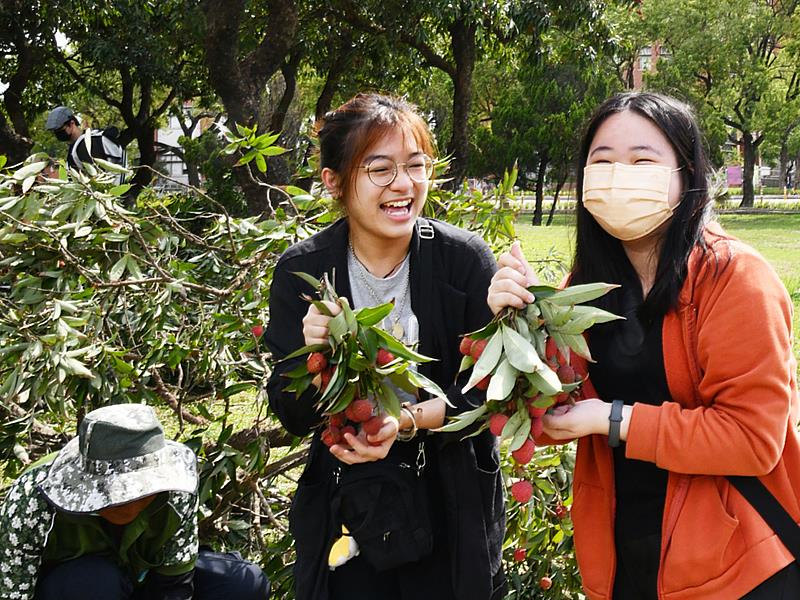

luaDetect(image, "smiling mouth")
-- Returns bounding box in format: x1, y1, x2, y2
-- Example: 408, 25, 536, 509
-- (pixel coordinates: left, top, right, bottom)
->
381, 199, 413, 217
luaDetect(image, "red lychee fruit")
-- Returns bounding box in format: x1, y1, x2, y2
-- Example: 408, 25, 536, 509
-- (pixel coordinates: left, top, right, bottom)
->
557, 364, 576, 384
306, 352, 328, 374
510, 479, 534, 503
376, 348, 395, 366
528, 404, 547, 419
488, 413, 509, 436
513, 547, 527, 562
470, 338, 488, 361
251, 324, 264, 338
329, 412, 347, 428
555, 503, 569, 520
362, 415, 385, 437
511, 437, 536, 465
475, 375, 490, 391
459, 336, 474, 356
530, 417, 544, 438
345, 398, 374, 423
320, 367, 334, 390
539, 576, 553, 590
341, 425, 357, 438
321, 426, 342, 447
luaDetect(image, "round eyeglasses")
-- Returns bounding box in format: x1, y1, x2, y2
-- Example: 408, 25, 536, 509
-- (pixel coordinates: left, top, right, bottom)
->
359, 155, 434, 187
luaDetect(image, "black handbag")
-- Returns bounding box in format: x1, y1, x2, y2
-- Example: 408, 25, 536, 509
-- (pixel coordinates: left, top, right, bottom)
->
727, 475, 800, 559
332, 440, 433, 571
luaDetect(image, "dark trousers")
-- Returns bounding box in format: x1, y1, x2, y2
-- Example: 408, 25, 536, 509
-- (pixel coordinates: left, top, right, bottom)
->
612, 533, 800, 599
35, 550, 270, 600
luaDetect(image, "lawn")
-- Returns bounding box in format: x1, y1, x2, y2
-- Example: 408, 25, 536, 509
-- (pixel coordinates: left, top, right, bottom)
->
515, 212, 800, 361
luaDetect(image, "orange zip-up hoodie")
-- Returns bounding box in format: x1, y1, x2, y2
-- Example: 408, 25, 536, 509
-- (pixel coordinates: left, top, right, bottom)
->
564, 223, 799, 599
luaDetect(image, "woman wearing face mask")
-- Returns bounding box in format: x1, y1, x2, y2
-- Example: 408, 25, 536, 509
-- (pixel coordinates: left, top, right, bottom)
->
265, 93, 505, 600
488, 92, 800, 599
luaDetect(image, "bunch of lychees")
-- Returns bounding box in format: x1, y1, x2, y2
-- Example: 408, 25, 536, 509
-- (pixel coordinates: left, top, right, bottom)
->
282, 272, 447, 446
439, 282, 621, 500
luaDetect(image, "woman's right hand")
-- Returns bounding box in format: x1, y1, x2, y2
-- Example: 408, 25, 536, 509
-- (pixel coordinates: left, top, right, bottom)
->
302, 300, 342, 346
487, 241, 539, 314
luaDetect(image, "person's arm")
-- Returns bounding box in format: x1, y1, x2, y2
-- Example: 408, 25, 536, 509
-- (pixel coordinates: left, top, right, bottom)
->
0, 467, 54, 600
150, 491, 198, 600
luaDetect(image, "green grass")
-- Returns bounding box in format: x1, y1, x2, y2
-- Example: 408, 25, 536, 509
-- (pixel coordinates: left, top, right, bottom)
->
515, 212, 800, 361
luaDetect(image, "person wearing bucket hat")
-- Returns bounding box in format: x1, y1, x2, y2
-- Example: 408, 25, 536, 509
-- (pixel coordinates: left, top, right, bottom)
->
0, 404, 270, 600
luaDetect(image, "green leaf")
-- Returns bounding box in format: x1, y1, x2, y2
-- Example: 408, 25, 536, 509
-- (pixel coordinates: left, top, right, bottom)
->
501, 409, 525, 441
357, 327, 378, 364
109, 255, 128, 282
355, 303, 393, 327
547, 282, 619, 306
13, 161, 47, 181
254, 153, 267, 173
434, 404, 487, 433
261, 145, 288, 156
387, 372, 417, 394
509, 412, 532, 452
291, 271, 320, 290
502, 324, 544, 373
405, 369, 449, 405
282, 343, 329, 361
371, 327, 435, 363
0, 155, 6, 169
60, 356, 93, 378
222, 382, 254, 398
378, 381, 402, 417
462, 330, 503, 393
486, 357, 518, 402
560, 332, 594, 362
327, 311, 349, 344
339, 297, 358, 337
324, 383, 356, 415
527, 367, 562, 396
109, 184, 132, 197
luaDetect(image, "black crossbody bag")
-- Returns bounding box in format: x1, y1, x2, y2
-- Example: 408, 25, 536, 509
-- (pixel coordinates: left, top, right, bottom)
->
727, 475, 800, 560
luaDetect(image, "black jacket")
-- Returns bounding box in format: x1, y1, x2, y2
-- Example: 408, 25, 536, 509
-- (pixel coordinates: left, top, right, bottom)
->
265, 218, 505, 600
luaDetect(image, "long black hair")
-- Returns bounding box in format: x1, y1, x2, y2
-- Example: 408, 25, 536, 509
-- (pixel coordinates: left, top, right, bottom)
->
571, 92, 713, 321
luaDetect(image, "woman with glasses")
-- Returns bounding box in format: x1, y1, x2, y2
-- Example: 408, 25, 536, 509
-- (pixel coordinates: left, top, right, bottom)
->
265, 93, 505, 600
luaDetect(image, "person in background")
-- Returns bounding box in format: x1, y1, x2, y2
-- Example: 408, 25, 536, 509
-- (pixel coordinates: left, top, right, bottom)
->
0, 403, 270, 600
45, 105, 124, 173
488, 92, 799, 599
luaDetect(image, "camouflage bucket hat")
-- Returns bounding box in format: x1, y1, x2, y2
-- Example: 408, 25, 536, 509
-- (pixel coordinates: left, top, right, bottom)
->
38, 404, 197, 514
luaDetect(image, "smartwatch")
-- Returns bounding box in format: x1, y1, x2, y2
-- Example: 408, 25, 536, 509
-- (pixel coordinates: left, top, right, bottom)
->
608, 399, 625, 448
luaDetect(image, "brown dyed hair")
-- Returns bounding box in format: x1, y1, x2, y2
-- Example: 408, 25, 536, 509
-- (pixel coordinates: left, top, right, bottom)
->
315, 93, 435, 204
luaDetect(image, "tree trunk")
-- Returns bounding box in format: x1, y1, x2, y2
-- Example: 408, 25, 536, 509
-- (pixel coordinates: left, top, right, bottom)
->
0, 118, 32, 165
531, 153, 549, 226
315, 31, 354, 121
130, 127, 157, 195
447, 18, 476, 189
740, 130, 756, 208
546, 175, 566, 226
202, 0, 298, 215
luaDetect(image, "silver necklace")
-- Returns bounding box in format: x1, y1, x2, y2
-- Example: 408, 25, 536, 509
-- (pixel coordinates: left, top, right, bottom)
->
348, 241, 410, 339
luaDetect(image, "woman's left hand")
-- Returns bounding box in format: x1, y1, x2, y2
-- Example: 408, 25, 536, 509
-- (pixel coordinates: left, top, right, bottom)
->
329, 415, 399, 464
541, 399, 617, 440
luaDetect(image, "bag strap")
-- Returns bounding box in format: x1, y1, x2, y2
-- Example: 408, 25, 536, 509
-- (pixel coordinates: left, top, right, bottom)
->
727, 475, 800, 559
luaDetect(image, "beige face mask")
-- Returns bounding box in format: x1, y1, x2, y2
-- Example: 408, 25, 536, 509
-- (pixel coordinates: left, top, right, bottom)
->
582, 162, 679, 241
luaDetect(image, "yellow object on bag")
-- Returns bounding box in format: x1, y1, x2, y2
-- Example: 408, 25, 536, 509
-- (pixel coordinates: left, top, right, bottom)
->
328, 525, 360, 569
